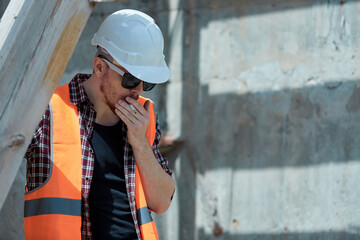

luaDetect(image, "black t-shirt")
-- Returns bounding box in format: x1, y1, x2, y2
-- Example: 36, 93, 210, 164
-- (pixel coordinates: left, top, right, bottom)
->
89, 121, 137, 240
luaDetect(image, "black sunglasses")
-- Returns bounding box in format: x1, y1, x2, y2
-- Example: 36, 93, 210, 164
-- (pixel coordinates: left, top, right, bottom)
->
122, 73, 156, 91
101, 57, 156, 91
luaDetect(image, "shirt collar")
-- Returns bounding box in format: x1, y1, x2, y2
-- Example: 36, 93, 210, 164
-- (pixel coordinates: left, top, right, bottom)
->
68, 73, 92, 106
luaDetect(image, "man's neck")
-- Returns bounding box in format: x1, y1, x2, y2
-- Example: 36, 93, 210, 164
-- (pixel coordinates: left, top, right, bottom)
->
83, 74, 120, 126
95, 110, 120, 126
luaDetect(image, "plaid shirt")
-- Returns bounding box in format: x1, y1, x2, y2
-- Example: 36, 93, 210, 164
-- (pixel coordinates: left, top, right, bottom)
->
24, 73, 172, 240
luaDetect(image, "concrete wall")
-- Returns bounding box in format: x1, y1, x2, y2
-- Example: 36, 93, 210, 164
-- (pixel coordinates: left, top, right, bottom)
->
162, 1, 360, 239
143, 1, 360, 239
2, 0, 360, 239
0, 1, 9, 16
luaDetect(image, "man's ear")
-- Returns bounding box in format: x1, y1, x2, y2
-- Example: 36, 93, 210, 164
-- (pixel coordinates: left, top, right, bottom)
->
93, 57, 108, 77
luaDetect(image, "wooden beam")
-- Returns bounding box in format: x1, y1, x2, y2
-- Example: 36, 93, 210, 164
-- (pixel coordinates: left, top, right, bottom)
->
0, 0, 93, 210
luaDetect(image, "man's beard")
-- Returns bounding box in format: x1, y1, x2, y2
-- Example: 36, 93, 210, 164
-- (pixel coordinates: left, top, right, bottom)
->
100, 83, 140, 113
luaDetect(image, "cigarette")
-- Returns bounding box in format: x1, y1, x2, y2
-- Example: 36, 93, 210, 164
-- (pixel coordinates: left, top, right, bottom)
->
130, 104, 137, 114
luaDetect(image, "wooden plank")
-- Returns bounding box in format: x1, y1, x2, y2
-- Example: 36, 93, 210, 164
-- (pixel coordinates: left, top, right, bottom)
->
0, 161, 26, 239
0, 0, 93, 210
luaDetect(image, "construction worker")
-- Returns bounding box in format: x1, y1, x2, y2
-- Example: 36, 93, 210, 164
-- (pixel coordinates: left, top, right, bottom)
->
23, 9, 175, 240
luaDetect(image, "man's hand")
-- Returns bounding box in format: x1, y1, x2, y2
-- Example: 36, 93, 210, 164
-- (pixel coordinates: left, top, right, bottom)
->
115, 96, 175, 213
115, 97, 150, 147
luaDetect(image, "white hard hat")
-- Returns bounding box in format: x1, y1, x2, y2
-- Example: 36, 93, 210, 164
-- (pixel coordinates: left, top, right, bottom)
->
91, 9, 170, 84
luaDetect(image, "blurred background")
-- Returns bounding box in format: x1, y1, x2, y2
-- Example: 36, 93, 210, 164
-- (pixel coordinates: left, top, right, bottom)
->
1, 0, 360, 239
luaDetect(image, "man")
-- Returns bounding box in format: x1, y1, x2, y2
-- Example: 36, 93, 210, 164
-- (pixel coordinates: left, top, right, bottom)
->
23, 9, 175, 240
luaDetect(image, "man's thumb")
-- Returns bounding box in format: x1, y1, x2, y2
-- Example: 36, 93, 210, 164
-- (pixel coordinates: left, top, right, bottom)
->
144, 100, 150, 112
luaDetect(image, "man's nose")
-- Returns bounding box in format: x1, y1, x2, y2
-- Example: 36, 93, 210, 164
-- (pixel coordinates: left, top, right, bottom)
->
131, 81, 143, 94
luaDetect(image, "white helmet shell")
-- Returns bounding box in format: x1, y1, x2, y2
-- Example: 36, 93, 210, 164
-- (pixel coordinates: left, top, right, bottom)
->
91, 9, 170, 84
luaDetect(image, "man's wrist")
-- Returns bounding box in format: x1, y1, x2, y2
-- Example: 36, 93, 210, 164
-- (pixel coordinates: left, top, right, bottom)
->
131, 138, 151, 152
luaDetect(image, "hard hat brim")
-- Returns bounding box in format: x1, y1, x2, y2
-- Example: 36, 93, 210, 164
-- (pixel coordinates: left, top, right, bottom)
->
117, 58, 170, 84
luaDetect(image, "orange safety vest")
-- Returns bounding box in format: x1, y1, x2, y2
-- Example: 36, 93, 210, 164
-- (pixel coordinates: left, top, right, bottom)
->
24, 84, 159, 240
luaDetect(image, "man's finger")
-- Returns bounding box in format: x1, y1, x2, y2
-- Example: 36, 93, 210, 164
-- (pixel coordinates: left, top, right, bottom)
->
130, 104, 137, 114
115, 108, 134, 125
115, 103, 139, 122
126, 97, 148, 115
143, 100, 150, 112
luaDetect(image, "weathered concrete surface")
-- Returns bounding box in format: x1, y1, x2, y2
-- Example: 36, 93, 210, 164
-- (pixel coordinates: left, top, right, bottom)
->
0, 1, 9, 16
3, 0, 360, 239
165, 1, 360, 239
54, 0, 360, 239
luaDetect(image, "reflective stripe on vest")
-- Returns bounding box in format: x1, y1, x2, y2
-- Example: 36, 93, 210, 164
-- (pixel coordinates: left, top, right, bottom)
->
137, 206, 153, 226
24, 198, 81, 217
24, 85, 159, 240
